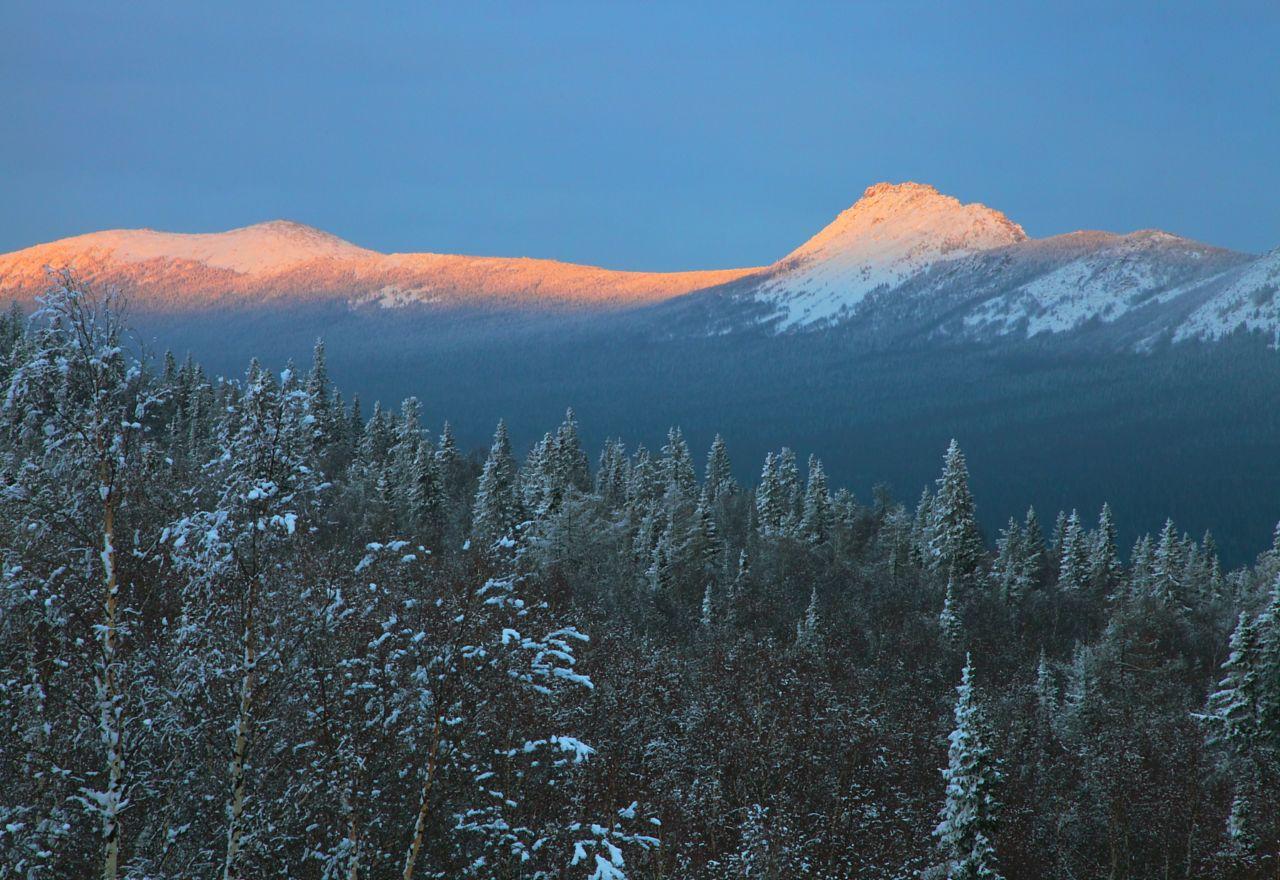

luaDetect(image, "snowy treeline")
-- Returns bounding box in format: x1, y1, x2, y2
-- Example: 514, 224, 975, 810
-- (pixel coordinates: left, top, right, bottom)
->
1, 280, 1279, 879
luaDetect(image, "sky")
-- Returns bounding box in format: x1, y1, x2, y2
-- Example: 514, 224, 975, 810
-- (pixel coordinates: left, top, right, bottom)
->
4, 2, 1279, 268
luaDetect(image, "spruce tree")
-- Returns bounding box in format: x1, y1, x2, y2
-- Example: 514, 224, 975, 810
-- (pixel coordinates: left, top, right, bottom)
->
688, 487, 721, 576
989, 519, 1024, 603
662, 426, 697, 501
755, 451, 785, 535
1152, 518, 1184, 605
1057, 510, 1088, 593
1254, 582, 1280, 743
434, 420, 463, 499
935, 656, 1004, 880
305, 337, 331, 446
1022, 506, 1044, 583
471, 420, 523, 549
1034, 650, 1057, 725
795, 586, 821, 651
930, 440, 985, 584
939, 576, 963, 648
409, 442, 445, 539
554, 407, 591, 493
1089, 503, 1122, 598
704, 433, 735, 503
777, 447, 802, 535
801, 455, 833, 545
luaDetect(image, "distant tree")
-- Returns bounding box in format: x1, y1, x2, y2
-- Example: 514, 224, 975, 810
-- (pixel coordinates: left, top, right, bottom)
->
930, 440, 985, 584
1089, 503, 1122, 598
662, 426, 697, 501
939, 576, 963, 648
1151, 518, 1184, 605
800, 455, 833, 545
795, 586, 821, 651
704, 433, 735, 503
472, 420, 523, 549
1057, 510, 1088, 593
755, 452, 786, 536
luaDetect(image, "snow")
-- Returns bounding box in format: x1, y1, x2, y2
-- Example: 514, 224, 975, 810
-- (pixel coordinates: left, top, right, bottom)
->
955, 231, 1250, 341
5, 183, 1278, 349
1174, 248, 1280, 341
0, 220, 762, 310
754, 182, 1026, 329
25, 220, 376, 275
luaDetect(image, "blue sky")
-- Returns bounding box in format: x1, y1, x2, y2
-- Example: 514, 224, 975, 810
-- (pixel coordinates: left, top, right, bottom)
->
4, 1, 1279, 267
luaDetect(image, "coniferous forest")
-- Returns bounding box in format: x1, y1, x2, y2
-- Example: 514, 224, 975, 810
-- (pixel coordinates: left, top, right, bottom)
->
4, 281, 1280, 880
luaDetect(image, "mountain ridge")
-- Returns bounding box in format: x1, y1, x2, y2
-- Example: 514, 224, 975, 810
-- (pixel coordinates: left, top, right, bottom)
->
2, 182, 1277, 345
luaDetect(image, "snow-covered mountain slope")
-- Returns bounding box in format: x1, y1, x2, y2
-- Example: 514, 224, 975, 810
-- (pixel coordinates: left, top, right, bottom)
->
0, 220, 763, 312
950, 231, 1249, 340
4, 184, 1280, 349
25, 220, 380, 273
751, 182, 1027, 329
1173, 247, 1280, 342
682, 183, 1275, 347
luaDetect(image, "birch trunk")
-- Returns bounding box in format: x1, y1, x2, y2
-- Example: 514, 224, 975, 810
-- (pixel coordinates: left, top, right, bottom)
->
97, 462, 125, 880
222, 577, 258, 880
401, 715, 443, 880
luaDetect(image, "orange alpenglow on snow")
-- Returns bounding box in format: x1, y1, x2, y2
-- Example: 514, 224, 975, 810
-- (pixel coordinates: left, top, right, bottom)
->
0, 219, 764, 312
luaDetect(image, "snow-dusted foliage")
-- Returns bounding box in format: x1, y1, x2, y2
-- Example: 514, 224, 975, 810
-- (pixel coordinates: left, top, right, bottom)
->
3, 276, 1279, 878
934, 658, 1004, 880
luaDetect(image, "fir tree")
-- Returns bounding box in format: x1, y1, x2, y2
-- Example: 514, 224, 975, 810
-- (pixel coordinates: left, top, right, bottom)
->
596, 438, 630, 507
1022, 506, 1044, 581
408, 442, 445, 538
1034, 650, 1057, 725
554, 407, 591, 493
1254, 582, 1280, 743
795, 586, 821, 651
661, 426, 697, 501
434, 420, 463, 498
930, 441, 985, 584
755, 451, 786, 535
989, 518, 1024, 603
688, 487, 721, 576
305, 337, 331, 445
776, 447, 802, 535
1057, 510, 1088, 593
704, 433, 735, 503
939, 576, 963, 648
1152, 518, 1184, 605
471, 420, 523, 549
800, 454, 833, 545
1223, 785, 1260, 862
911, 487, 935, 565
935, 656, 1004, 880
1089, 503, 1122, 598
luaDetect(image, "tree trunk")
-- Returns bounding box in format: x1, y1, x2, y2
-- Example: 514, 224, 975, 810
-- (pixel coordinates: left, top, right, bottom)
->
222, 578, 258, 880
98, 468, 125, 880
343, 779, 361, 880
401, 715, 443, 880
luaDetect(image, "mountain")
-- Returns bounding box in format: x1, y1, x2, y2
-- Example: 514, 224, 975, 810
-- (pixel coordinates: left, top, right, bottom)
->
668, 184, 1265, 348
4, 184, 1280, 565
0, 219, 762, 312
5, 183, 1275, 347
747, 182, 1028, 329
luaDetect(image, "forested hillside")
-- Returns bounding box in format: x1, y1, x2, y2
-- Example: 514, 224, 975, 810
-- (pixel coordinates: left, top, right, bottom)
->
2, 281, 1279, 879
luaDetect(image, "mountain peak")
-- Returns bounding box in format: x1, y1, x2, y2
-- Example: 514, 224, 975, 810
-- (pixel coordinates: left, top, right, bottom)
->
757, 182, 1027, 328
858, 180, 942, 200
787, 182, 1026, 265
236, 218, 343, 239
20, 219, 380, 275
